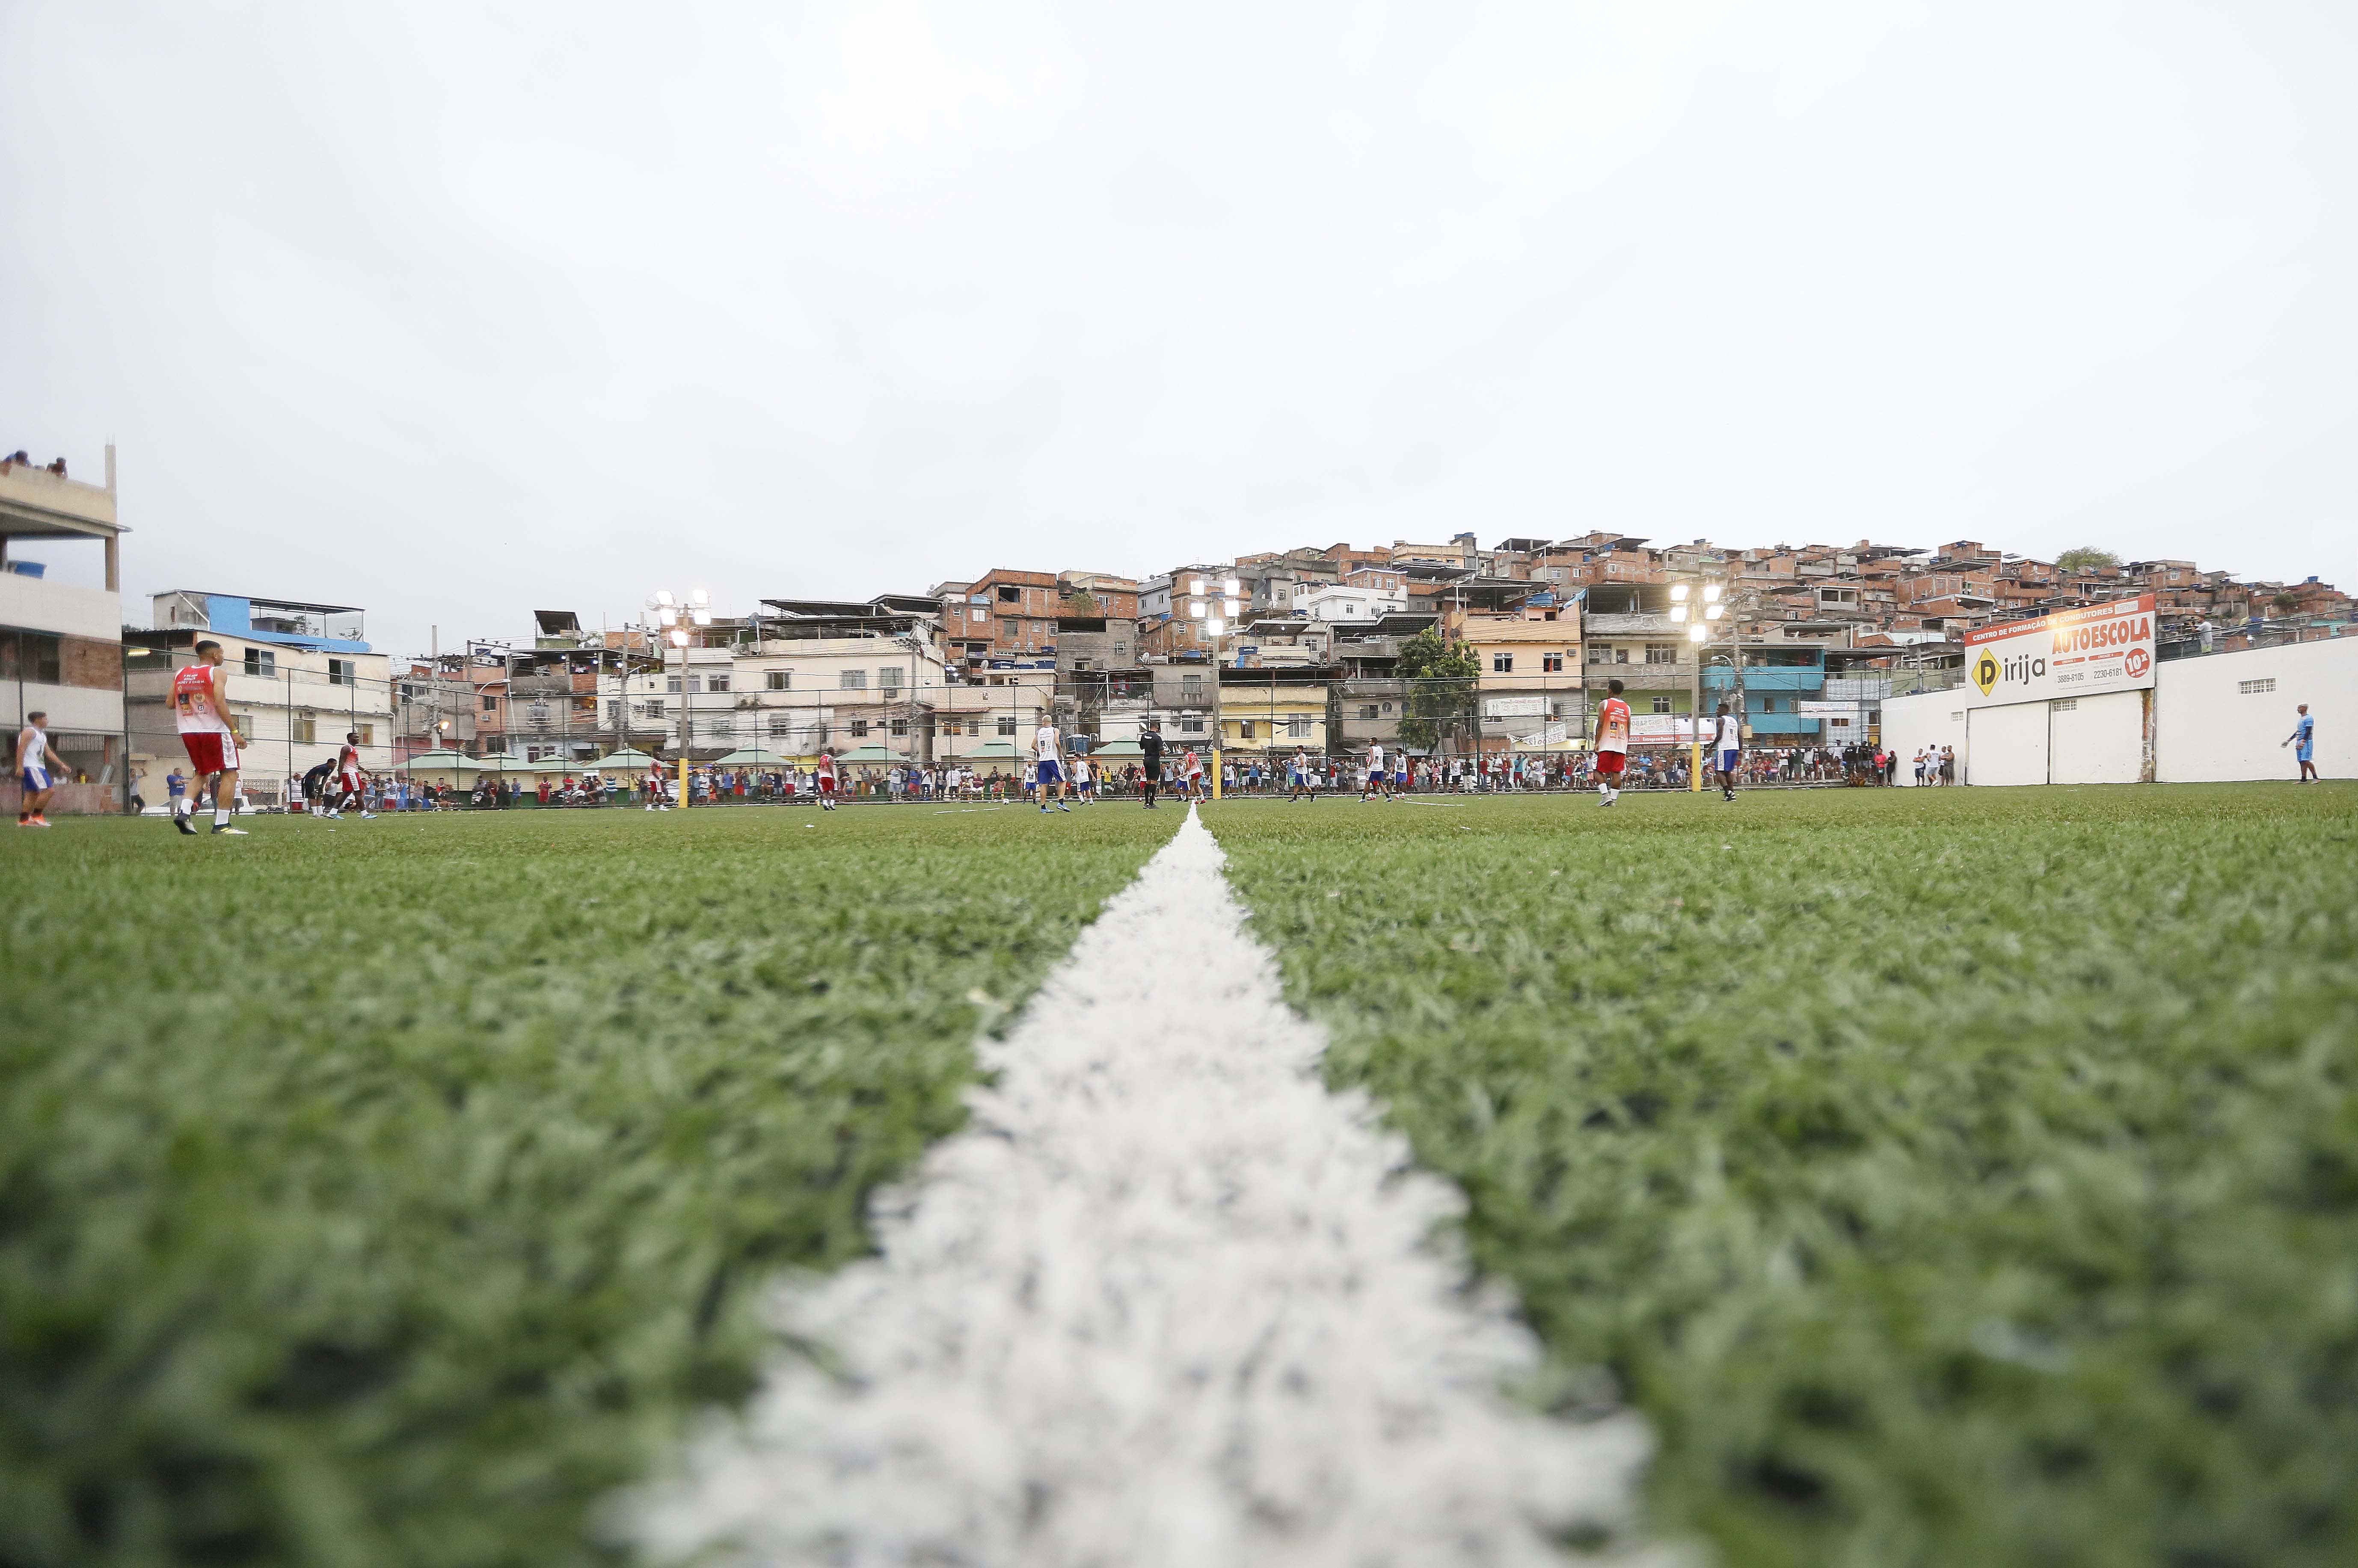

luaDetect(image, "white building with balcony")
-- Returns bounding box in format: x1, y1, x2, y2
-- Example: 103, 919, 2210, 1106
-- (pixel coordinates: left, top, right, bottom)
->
0, 447, 127, 806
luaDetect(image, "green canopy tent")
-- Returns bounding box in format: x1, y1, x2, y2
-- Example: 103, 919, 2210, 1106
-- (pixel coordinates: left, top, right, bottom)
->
584, 748, 661, 772
833, 745, 902, 764
958, 741, 1022, 760
710, 747, 793, 767
1090, 740, 1144, 758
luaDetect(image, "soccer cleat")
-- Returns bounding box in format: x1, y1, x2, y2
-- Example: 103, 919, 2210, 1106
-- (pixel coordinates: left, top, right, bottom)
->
175, 812, 199, 835
1059, 803, 1071, 812
212, 824, 248, 835
361, 811, 377, 819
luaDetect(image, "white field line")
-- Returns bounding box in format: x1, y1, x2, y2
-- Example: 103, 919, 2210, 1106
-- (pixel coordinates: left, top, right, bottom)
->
634, 805, 1654, 1567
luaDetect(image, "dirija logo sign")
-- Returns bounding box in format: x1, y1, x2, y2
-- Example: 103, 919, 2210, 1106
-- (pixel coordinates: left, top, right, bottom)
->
1972, 648, 2044, 696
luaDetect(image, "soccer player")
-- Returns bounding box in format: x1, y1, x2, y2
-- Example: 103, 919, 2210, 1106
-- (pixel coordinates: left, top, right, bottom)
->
1592, 677, 1631, 807
1139, 723, 1165, 808
816, 750, 839, 810
1182, 746, 1206, 802
171, 640, 248, 836
1288, 747, 1316, 803
1071, 753, 1093, 803
1035, 717, 1072, 812
1711, 702, 1741, 803
2284, 703, 2318, 782
15, 710, 66, 827
1394, 750, 1410, 797
300, 757, 335, 816
1361, 741, 1386, 801
329, 730, 376, 818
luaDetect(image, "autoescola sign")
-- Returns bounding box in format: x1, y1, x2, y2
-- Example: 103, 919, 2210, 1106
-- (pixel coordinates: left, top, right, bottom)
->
1963, 594, 2156, 707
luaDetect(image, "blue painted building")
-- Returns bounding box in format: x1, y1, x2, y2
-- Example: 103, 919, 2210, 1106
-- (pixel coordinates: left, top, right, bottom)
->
150, 590, 370, 653
1703, 646, 1829, 738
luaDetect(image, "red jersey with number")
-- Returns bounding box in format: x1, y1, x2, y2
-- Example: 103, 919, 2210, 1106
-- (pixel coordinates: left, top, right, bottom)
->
1596, 697, 1631, 755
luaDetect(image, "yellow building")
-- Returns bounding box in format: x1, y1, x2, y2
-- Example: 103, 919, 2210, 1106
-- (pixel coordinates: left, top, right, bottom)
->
1216, 670, 1329, 756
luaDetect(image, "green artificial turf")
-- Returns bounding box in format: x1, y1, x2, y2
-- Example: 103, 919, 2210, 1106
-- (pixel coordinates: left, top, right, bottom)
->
1207, 783, 2358, 1568
0, 803, 1177, 1568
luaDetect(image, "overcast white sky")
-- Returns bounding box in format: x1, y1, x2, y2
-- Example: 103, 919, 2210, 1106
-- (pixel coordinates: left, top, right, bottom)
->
4, 1, 2353, 657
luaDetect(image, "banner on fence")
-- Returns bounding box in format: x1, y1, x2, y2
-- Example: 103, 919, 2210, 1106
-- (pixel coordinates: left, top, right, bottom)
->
1964, 594, 2155, 708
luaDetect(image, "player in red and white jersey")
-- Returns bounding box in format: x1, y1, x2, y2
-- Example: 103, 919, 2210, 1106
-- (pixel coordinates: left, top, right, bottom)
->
326, 730, 375, 819
1592, 677, 1631, 807
171, 640, 248, 836
1182, 747, 1206, 803
816, 750, 839, 811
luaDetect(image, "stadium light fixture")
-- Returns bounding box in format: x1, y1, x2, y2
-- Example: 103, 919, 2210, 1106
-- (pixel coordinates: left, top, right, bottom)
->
1189, 601, 1206, 618
1670, 583, 1690, 602
1703, 583, 1723, 603
1207, 617, 1226, 637
1705, 603, 1725, 620
1688, 622, 1708, 643
654, 591, 676, 608
1670, 604, 1688, 622
1224, 577, 1241, 596
658, 606, 678, 627
1223, 597, 1240, 617
669, 628, 690, 647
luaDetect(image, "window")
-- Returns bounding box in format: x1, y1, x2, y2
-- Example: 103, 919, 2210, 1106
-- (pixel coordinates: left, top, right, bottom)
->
1180, 717, 1204, 733
608, 700, 624, 727
1382, 702, 1394, 714
1182, 673, 1203, 695
0, 631, 62, 684
1239, 720, 1256, 739
706, 675, 729, 694
966, 719, 981, 736
881, 668, 901, 691
2239, 678, 2276, 695
997, 715, 1017, 736
1287, 717, 1311, 738
243, 647, 276, 677
1359, 705, 1379, 720
293, 714, 316, 744
997, 584, 1021, 603
1652, 697, 1672, 714
970, 608, 988, 622
850, 718, 870, 738
766, 670, 790, 691
643, 700, 666, 719
767, 713, 793, 736
840, 670, 868, 690
1542, 652, 1564, 673
1645, 643, 1677, 665
353, 724, 374, 745
1616, 647, 1631, 664
1492, 652, 1513, 673
481, 694, 497, 711
1001, 618, 1020, 639
666, 676, 682, 694
328, 658, 352, 687
890, 718, 908, 737
2052, 698, 2077, 712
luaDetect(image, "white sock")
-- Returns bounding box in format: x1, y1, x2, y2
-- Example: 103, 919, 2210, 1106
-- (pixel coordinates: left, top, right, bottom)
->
214, 808, 231, 826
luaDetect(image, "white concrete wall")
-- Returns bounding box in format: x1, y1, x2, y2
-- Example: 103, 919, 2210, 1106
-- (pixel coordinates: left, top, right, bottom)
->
2156, 638, 2358, 782
2049, 691, 2144, 784
1967, 700, 2049, 786
0, 572, 119, 638
1880, 689, 1968, 785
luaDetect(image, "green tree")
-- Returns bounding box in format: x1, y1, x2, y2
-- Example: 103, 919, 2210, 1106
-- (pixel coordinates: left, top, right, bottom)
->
2056, 546, 2121, 574
1395, 627, 1480, 754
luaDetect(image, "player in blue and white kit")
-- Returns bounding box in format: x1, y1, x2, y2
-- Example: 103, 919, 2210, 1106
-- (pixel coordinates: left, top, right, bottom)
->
2284, 703, 2318, 782
1035, 720, 1072, 813
1711, 702, 1742, 802
16, 710, 66, 827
